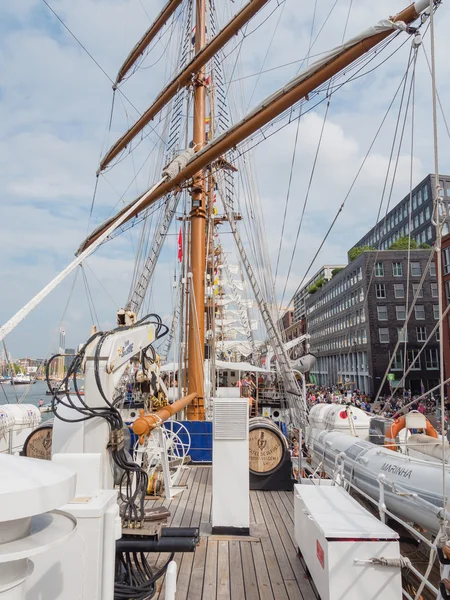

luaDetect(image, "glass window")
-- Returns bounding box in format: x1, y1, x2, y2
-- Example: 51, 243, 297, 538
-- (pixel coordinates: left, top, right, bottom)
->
417, 189, 422, 205
413, 195, 417, 210
392, 350, 403, 370
427, 226, 432, 240
377, 306, 388, 321
362, 329, 367, 344
394, 283, 405, 298
416, 326, 427, 342
414, 215, 419, 229
425, 206, 430, 220
412, 283, 423, 298
423, 185, 429, 201
443, 248, 450, 275
415, 305, 425, 320
426, 348, 439, 370
430, 262, 436, 277
419, 211, 424, 225
434, 305, 439, 320
397, 327, 408, 342
411, 262, 421, 276
376, 283, 386, 299
375, 262, 384, 277
431, 282, 438, 298
396, 306, 406, 321
379, 328, 390, 343
408, 349, 421, 370
392, 262, 403, 277
403, 204, 408, 219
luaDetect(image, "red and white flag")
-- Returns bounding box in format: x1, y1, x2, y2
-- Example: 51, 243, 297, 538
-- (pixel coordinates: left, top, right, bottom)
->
177, 227, 183, 263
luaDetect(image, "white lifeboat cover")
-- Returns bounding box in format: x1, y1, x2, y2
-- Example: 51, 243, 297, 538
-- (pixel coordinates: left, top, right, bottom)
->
309, 404, 370, 437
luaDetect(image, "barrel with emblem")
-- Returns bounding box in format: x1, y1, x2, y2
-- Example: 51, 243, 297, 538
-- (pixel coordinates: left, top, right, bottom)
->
249, 417, 289, 476
22, 421, 53, 460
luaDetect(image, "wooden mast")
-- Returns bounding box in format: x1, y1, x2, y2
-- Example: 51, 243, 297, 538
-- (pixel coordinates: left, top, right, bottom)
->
79, 0, 428, 255
187, 0, 207, 420
100, 0, 271, 172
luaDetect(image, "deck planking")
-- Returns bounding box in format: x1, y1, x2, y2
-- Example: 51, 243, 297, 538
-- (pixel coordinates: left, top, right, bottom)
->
144, 466, 316, 600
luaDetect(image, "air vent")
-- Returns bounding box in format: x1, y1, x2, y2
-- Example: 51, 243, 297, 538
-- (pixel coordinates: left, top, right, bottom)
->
213, 398, 248, 440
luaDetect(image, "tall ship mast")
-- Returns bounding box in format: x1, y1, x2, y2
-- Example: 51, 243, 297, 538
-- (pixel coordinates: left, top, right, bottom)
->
2, 2, 449, 600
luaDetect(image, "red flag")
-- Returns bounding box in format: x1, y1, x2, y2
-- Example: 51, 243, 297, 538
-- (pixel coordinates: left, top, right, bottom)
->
177, 227, 183, 263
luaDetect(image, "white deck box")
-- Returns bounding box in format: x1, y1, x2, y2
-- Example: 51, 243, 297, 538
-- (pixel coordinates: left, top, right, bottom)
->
294, 484, 402, 600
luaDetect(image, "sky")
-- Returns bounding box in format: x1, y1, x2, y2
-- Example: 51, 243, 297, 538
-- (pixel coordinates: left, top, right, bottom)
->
1, 0, 450, 358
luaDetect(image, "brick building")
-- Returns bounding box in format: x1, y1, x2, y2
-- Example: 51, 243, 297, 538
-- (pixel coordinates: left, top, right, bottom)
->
349, 174, 450, 255
307, 250, 439, 395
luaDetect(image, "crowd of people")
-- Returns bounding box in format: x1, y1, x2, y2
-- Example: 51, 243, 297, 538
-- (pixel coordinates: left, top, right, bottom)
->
304, 385, 447, 418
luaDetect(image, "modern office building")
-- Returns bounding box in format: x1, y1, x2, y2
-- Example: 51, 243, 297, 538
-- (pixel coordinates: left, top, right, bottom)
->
306, 250, 439, 395
349, 174, 450, 255
293, 265, 346, 323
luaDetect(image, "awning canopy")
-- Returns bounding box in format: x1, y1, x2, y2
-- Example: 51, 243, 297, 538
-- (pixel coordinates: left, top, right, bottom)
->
160, 360, 271, 373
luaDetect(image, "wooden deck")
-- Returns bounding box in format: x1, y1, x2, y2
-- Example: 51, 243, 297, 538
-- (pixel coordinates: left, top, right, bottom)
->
144, 466, 316, 600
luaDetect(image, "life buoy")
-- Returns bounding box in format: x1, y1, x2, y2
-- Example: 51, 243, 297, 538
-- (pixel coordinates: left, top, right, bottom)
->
385, 414, 438, 451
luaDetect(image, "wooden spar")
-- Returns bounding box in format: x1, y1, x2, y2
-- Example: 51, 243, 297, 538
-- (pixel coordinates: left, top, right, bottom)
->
79, 1, 427, 253
132, 392, 197, 442
115, 0, 184, 86
100, 0, 271, 171
187, 0, 207, 420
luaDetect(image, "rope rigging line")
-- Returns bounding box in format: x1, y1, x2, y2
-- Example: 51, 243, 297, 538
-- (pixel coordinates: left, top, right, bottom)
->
38, 0, 162, 135
81, 265, 100, 328
427, 0, 448, 545
274, 0, 318, 289
279, 95, 331, 312
285, 33, 424, 311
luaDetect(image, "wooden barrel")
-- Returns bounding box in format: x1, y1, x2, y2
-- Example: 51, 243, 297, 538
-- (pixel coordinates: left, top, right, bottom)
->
249, 417, 288, 476
22, 422, 53, 460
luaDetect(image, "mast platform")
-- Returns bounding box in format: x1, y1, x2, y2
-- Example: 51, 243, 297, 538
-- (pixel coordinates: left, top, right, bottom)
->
144, 465, 316, 599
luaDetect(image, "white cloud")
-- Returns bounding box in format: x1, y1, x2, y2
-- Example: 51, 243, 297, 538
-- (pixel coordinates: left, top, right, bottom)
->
1, 0, 449, 357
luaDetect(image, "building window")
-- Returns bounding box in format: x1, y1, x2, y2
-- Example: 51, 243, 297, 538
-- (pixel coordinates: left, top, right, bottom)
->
392, 350, 403, 370
412, 283, 423, 298
413, 195, 417, 210
419, 211, 424, 225
437, 329, 441, 342
377, 306, 388, 321
431, 282, 438, 298
379, 328, 390, 343
392, 262, 403, 277
423, 185, 429, 201
434, 305, 439, 320
394, 283, 405, 298
415, 305, 425, 320
396, 306, 406, 321
407, 349, 421, 370
362, 329, 367, 344
375, 262, 384, 277
397, 327, 408, 342
376, 284, 386, 299
444, 248, 450, 275
416, 326, 427, 342
430, 262, 436, 277
426, 348, 439, 370
411, 262, 421, 276
425, 206, 430, 220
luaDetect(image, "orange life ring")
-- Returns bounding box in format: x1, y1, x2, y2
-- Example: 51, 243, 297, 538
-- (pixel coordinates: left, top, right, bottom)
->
385, 414, 438, 451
